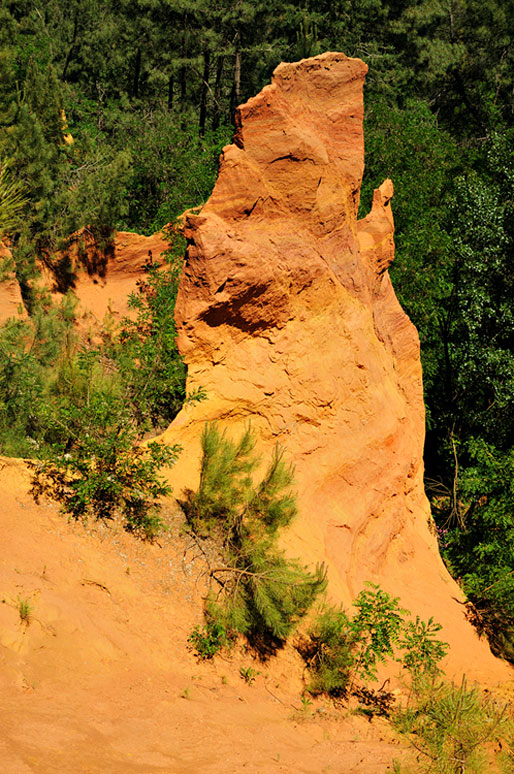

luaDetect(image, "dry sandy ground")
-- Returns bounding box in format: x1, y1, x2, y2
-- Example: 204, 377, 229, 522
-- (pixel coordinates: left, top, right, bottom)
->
0, 458, 411, 774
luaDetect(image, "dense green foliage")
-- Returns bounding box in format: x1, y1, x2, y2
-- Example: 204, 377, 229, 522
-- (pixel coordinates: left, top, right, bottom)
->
439, 440, 514, 660
0, 241, 186, 537
1, 0, 514, 652
184, 424, 327, 649
0, 158, 26, 241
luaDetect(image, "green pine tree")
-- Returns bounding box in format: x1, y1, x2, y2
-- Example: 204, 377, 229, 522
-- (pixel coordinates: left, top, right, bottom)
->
184, 424, 327, 647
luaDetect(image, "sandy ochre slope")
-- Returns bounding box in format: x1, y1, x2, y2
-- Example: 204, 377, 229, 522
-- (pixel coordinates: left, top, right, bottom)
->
0, 230, 171, 328
1, 457, 413, 774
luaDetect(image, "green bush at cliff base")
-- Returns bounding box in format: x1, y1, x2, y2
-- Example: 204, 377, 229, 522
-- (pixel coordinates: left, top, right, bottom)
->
301, 585, 448, 698
183, 424, 327, 651
298, 607, 356, 697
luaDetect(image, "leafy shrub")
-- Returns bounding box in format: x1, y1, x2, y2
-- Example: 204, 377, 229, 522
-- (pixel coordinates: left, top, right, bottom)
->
0, 296, 78, 457
32, 426, 179, 539
205, 540, 326, 643
110, 229, 201, 431
28, 347, 180, 537
183, 424, 327, 647
393, 677, 512, 773
350, 584, 407, 682
188, 619, 229, 660
299, 607, 356, 697
301, 585, 448, 698
239, 666, 260, 685
182, 422, 259, 536
398, 616, 449, 680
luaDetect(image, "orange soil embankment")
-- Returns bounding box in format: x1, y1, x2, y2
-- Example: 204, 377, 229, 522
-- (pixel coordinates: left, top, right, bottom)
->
44, 230, 171, 326
0, 459, 408, 773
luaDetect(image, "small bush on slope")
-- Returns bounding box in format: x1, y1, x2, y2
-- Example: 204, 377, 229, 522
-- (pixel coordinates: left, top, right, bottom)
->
392, 677, 513, 774
183, 424, 327, 653
300, 585, 448, 697
188, 620, 229, 660
298, 606, 356, 697
29, 346, 180, 538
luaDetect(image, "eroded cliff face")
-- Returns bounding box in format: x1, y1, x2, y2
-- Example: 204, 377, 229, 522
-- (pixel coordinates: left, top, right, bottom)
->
164, 52, 509, 682
0, 243, 25, 324
0, 231, 171, 326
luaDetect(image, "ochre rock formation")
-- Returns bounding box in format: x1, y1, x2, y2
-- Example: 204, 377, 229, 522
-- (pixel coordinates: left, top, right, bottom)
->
38, 229, 170, 325
0, 243, 25, 324
1, 231, 170, 327
163, 53, 511, 683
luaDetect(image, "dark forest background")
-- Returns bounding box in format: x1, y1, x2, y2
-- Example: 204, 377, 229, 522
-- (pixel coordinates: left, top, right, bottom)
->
1, 0, 514, 657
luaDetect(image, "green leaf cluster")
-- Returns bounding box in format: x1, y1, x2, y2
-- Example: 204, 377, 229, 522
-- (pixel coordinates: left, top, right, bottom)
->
302, 585, 448, 697
300, 607, 356, 697
187, 620, 229, 660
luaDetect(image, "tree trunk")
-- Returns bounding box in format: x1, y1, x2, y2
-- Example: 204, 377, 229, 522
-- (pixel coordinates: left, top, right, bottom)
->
230, 34, 241, 124
212, 54, 224, 130
62, 11, 79, 81
167, 73, 174, 110
179, 64, 187, 103
199, 49, 211, 135
132, 47, 141, 99
180, 13, 188, 106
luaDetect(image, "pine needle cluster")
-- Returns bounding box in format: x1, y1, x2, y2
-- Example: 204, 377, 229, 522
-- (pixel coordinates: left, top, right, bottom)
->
183, 424, 326, 648
393, 677, 513, 773
0, 158, 26, 240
